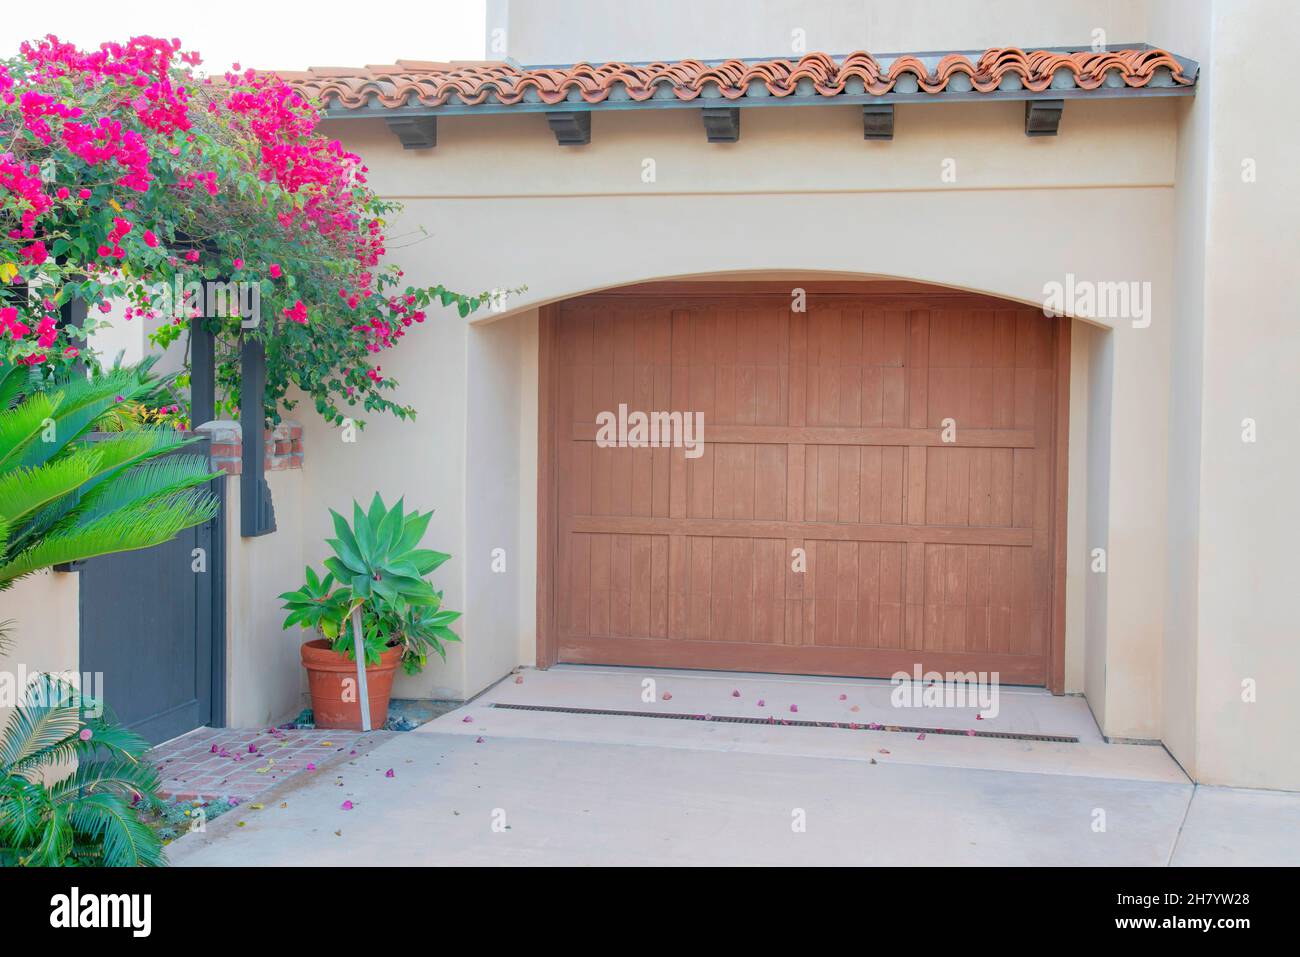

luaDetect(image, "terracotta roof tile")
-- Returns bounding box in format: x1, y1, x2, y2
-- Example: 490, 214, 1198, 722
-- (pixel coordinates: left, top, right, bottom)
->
283, 48, 1194, 111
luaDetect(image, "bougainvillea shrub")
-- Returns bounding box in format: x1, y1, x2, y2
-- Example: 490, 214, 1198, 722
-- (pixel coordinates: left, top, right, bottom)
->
0, 36, 490, 426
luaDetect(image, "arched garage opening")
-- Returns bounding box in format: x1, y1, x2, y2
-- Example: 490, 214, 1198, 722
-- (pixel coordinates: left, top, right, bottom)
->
534, 278, 1071, 692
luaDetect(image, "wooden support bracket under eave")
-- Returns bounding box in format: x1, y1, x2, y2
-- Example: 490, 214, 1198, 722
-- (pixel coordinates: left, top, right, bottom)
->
701, 107, 740, 142
862, 103, 894, 140
384, 115, 437, 149
1025, 99, 1064, 136
547, 111, 591, 145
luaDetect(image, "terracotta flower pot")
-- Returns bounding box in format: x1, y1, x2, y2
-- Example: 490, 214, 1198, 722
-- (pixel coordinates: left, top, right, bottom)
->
301, 638, 403, 730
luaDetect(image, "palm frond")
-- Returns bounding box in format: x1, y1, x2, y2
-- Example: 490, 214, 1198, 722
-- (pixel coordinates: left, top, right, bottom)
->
75, 454, 217, 523
0, 391, 61, 473
24, 801, 73, 867
67, 792, 164, 867
0, 446, 104, 527
0, 363, 30, 412
22, 712, 149, 779
0, 490, 218, 587
0, 775, 49, 848
51, 756, 159, 803
72, 717, 151, 764
11, 370, 154, 472
0, 676, 82, 775
2, 712, 82, 780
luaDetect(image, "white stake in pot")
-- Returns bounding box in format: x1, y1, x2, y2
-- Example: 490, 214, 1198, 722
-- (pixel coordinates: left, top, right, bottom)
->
351, 606, 372, 732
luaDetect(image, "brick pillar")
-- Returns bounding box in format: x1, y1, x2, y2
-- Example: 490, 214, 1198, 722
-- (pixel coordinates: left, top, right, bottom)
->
194, 420, 304, 475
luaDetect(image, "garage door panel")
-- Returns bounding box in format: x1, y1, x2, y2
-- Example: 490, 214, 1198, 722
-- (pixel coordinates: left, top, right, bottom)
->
552, 293, 1062, 684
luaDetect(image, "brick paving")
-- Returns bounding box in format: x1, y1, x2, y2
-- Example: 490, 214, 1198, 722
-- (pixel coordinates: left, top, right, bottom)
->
149, 726, 394, 803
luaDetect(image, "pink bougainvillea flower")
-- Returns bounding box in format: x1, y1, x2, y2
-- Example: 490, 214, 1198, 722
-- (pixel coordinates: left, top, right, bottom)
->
916, 733, 926, 740
461, 715, 474, 723
210, 744, 219, 753
341, 800, 353, 810
0, 35, 469, 420
789, 704, 798, 713
661, 692, 672, 701
79, 728, 92, 741
838, 693, 847, 701
384, 768, 394, 778
63, 346, 79, 357
282, 299, 308, 324
248, 743, 257, 753
475, 736, 484, 744
305, 762, 317, 771
731, 689, 740, 697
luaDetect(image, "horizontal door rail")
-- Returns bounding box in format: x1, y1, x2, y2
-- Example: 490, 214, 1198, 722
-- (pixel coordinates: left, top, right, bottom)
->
572, 423, 1037, 449
569, 515, 1034, 547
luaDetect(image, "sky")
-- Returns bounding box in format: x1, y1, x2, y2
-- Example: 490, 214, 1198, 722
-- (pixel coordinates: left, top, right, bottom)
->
0, 0, 488, 72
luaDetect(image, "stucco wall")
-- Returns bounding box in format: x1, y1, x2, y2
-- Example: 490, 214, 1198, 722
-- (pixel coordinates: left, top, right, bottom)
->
224, 468, 308, 726
1148, 0, 1211, 780
0, 571, 81, 731
295, 270, 471, 702
1149, 0, 1300, 789
312, 91, 1179, 741
490, 0, 1153, 63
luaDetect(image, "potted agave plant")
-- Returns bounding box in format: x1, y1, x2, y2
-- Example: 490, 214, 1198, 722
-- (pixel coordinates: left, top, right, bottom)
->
280, 494, 461, 730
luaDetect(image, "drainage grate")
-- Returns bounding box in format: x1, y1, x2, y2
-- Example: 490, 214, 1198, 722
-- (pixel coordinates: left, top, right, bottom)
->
487, 702, 1080, 743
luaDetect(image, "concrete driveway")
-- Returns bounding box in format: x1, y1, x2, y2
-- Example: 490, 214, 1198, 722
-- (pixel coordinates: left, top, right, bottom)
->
167, 667, 1300, 866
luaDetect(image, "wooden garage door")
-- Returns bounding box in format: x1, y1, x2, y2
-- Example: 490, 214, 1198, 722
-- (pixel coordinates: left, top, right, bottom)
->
543, 283, 1067, 688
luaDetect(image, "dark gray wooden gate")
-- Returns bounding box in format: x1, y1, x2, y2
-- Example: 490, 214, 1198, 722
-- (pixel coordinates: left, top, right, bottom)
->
76, 464, 226, 745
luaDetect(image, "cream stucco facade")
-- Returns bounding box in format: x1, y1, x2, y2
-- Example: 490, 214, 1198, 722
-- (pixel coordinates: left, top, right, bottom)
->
4, 0, 1293, 793
291, 0, 1299, 791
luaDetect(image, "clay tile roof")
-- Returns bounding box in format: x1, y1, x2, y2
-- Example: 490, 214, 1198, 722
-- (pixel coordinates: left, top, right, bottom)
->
280, 47, 1195, 112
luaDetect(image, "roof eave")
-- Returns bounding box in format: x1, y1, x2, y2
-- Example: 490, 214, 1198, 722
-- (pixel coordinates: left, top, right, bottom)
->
321, 80, 1194, 121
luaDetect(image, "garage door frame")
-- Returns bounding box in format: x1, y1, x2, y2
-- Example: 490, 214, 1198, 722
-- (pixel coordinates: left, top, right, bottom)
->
537, 281, 1070, 693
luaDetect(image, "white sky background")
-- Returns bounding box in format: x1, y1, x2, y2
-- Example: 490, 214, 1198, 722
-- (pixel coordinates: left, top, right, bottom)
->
0, 0, 488, 73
